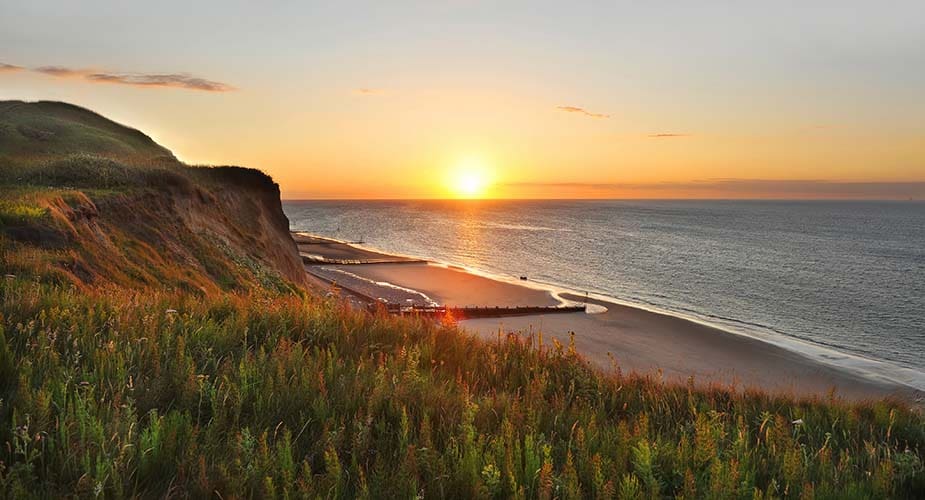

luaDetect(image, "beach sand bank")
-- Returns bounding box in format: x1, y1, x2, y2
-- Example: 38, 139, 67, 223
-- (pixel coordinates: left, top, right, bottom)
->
313, 262, 559, 307
293, 232, 422, 263
298, 233, 921, 402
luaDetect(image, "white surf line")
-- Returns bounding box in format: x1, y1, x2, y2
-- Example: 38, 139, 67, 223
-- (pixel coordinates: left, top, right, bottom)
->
553, 291, 609, 314
319, 267, 440, 307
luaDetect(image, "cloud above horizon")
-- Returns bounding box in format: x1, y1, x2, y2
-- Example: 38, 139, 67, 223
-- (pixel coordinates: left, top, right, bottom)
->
86, 72, 234, 91
558, 106, 609, 119
33, 65, 88, 77
0, 62, 24, 72
2, 63, 234, 92
503, 179, 925, 199
649, 133, 691, 138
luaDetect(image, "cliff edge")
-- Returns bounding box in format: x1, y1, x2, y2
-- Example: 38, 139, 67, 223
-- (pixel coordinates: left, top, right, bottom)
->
0, 100, 307, 292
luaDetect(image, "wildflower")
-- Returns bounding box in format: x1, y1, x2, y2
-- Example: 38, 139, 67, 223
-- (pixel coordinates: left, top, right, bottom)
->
792, 418, 804, 425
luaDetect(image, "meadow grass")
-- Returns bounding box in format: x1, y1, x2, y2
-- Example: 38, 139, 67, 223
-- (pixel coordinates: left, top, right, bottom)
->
1, 278, 922, 498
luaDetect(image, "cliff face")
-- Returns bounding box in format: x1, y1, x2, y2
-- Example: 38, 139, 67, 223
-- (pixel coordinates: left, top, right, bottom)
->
0, 101, 307, 292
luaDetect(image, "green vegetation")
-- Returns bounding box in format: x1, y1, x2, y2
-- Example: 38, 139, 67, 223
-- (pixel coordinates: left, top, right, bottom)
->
0, 280, 923, 498
0, 100, 227, 193
1, 100, 923, 497
0, 100, 173, 164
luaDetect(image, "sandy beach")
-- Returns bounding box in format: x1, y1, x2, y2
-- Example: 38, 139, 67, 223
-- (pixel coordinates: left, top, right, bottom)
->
314, 262, 560, 308
463, 296, 920, 401
293, 232, 424, 263
299, 233, 922, 402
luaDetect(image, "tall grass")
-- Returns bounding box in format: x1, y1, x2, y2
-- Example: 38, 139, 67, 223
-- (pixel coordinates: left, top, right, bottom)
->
1, 278, 922, 498
0, 152, 189, 191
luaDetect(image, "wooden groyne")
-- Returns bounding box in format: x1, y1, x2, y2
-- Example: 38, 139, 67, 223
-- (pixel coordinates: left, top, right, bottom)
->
291, 232, 352, 244
297, 239, 365, 245
301, 254, 428, 266
373, 303, 586, 319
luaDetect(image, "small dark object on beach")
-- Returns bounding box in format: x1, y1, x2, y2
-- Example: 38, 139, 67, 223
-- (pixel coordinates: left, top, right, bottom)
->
520, 276, 528, 280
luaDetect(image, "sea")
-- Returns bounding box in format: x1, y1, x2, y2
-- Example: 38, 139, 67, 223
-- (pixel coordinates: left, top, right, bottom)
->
283, 200, 925, 389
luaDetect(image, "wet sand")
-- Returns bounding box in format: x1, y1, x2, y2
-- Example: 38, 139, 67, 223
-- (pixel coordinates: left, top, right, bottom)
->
296, 233, 921, 402
293, 232, 421, 263
321, 262, 560, 307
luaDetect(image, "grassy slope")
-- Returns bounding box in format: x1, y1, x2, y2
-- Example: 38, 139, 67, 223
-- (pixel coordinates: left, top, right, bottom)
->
0, 100, 173, 163
0, 102, 923, 498
0, 100, 307, 293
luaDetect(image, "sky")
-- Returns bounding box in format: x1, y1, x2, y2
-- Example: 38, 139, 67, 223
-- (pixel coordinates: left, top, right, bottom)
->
2, 1, 924, 199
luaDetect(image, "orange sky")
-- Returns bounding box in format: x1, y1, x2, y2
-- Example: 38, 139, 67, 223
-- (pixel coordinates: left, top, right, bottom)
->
2, 2, 923, 199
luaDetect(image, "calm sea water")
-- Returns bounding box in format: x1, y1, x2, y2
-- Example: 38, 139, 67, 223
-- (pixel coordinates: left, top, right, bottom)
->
284, 200, 925, 381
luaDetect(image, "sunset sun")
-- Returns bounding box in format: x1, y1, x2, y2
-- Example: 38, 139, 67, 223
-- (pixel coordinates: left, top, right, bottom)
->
448, 157, 492, 198
455, 171, 485, 197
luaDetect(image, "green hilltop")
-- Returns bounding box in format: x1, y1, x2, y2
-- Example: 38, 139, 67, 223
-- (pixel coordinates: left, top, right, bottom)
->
0, 100, 173, 162
0, 102, 923, 498
0, 100, 182, 191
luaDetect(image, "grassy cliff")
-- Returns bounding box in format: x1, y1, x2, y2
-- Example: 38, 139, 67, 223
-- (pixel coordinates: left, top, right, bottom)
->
0, 101, 307, 293
0, 100, 174, 162
1, 101, 923, 498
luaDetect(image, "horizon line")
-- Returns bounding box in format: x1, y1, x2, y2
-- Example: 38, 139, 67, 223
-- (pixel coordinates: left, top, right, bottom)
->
280, 197, 925, 202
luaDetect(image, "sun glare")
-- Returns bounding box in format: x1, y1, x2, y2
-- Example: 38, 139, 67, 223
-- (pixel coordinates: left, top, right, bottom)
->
456, 171, 484, 197
448, 157, 492, 199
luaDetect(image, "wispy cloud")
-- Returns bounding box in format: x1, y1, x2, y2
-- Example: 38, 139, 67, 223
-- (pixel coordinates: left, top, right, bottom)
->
649, 133, 690, 138
0, 62, 24, 72
503, 179, 925, 199
2, 63, 234, 92
353, 88, 384, 95
33, 65, 87, 77
558, 105, 609, 119
86, 72, 234, 92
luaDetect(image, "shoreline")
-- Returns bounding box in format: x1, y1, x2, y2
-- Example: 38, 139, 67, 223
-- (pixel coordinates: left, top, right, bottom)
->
294, 231, 924, 402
